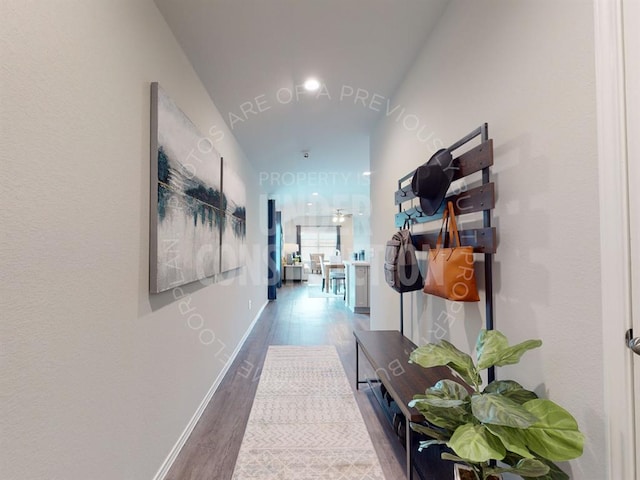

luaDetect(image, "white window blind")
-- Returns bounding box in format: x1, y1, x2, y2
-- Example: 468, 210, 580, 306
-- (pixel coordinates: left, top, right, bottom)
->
300, 226, 337, 260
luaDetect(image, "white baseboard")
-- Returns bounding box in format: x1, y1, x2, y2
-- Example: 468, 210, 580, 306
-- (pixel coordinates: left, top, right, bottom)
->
152, 300, 268, 480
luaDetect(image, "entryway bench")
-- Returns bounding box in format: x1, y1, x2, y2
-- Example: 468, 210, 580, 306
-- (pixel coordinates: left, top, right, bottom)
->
354, 330, 464, 480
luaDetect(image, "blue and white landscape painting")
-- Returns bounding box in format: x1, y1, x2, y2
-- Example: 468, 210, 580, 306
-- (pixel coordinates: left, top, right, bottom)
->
150, 83, 223, 293
221, 159, 246, 272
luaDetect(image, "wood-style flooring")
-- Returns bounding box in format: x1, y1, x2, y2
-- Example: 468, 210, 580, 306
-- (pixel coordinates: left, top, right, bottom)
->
165, 280, 407, 480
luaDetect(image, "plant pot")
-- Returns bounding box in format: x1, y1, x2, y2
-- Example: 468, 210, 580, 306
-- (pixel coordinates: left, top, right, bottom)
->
454, 464, 501, 480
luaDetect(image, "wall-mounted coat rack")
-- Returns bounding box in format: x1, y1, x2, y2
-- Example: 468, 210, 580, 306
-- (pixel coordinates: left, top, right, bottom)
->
393, 123, 497, 382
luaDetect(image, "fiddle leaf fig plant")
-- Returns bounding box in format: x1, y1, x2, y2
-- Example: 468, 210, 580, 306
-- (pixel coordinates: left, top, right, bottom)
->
408, 329, 584, 480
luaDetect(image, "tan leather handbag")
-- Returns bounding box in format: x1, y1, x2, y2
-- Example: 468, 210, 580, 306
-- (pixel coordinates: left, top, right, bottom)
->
423, 201, 480, 302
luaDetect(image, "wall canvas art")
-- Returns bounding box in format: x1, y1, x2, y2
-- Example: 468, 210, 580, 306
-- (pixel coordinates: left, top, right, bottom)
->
221, 158, 247, 272
150, 82, 223, 293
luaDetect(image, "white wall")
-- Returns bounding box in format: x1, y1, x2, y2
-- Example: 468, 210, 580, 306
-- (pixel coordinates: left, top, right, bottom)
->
0, 1, 267, 479
370, 0, 604, 478
352, 214, 371, 260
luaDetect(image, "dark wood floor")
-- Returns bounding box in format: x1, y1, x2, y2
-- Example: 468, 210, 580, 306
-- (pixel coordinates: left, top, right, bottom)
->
165, 281, 407, 480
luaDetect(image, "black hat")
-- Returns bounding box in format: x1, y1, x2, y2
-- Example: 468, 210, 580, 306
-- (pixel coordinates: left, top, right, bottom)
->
411, 148, 456, 216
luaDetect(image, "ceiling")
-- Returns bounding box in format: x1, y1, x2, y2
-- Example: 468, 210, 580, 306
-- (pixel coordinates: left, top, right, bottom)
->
155, 0, 449, 217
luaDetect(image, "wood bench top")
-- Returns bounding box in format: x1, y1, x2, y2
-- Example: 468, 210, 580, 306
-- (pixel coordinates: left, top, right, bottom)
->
354, 330, 465, 422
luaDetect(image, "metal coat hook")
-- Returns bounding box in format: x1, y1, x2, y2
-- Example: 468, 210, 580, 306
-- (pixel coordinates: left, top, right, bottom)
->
402, 211, 414, 228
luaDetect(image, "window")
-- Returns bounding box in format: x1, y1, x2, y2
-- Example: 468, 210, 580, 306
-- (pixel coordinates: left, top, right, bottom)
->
299, 226, 339, 260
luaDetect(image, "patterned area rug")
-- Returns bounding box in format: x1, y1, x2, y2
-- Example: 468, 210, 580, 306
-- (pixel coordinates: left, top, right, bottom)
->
231, 346, 385, 480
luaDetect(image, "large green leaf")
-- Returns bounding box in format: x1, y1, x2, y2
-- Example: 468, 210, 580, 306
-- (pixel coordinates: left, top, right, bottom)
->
483, 380, 539, 405
410, 396, 473, 430
427, 379, 471, 401
471, 393, 539, 428
410, 341, 481, 387
476, 329, 542, 370
502, 454, 569, 480
410, 382, 471, 430
485, 424, 533, 458
448, 424, 506, 462
521, 399, 585, 461
413, 396, 467, 408
476, 329, 508, 367
522, 459, 570, 480
486, 458, 550, 477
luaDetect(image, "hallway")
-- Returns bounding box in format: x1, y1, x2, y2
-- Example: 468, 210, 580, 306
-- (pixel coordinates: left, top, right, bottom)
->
165, 282, 406, 480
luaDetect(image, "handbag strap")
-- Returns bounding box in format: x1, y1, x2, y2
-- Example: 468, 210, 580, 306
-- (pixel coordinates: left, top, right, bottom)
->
447, 201, 462, 247
435, 205, 450, 248
436, 201, 463, 249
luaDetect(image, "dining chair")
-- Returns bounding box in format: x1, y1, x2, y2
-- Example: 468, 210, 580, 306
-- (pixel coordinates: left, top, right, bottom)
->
320, 260, 326, 291
330, 270, 346, 298
309, 253, 324, 274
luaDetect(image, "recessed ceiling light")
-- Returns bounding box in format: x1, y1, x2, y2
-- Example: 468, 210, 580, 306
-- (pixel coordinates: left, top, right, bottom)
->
312, 192, 319, 196
307, 202, 313, 206
362, 171, 372, 176
304, 78, 320, 91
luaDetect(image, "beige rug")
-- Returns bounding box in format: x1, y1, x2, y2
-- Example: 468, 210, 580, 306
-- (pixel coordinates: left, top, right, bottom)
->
231, 346, 385, 480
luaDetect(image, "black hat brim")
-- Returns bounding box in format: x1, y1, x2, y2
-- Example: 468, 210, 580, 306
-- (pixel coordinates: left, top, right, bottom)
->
412, 148, 456, 216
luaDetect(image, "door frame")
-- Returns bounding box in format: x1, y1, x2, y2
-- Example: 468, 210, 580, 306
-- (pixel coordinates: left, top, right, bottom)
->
594, 0, 637, 479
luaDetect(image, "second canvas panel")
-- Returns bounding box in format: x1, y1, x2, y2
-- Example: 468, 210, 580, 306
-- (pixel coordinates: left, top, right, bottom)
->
221, 158, 247, 273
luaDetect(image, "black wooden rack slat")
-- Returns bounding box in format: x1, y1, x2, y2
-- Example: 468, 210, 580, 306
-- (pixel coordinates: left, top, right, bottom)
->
394, 139, 494, 205
395, 182, 496, 229
412, 227, 497, 254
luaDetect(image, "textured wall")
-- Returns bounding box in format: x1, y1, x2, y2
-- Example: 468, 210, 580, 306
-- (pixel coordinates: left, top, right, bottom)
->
370, 0, 604, 478
0, 1, 266, 478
